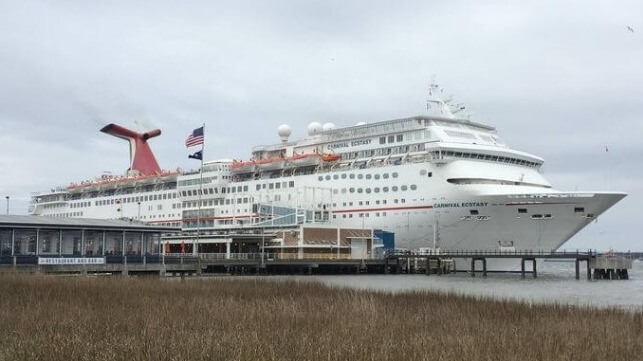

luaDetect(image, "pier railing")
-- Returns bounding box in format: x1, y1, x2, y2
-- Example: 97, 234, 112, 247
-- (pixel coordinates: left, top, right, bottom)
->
384, 249, 598, 259
193, 252, 353, 261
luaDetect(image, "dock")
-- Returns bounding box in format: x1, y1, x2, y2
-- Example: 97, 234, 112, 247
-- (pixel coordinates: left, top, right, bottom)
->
383, 250, 633, 280
0, 250, 633, 280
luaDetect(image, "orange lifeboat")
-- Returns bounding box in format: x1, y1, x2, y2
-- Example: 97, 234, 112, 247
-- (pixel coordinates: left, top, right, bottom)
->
322, 154, 341, 162
287, 153, 321, 167
230, 160, 256, 173
255, 157, 287, 171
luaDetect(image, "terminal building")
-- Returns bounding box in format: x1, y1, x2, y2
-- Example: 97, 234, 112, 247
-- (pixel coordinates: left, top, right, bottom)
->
0, 215, 178, 258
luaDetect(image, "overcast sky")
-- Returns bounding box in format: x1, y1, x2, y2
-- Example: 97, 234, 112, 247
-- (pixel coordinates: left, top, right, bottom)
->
1, 0, 641, 250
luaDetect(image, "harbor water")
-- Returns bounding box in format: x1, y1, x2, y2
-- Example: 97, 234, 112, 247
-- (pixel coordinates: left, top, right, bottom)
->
286, 260, 643, 310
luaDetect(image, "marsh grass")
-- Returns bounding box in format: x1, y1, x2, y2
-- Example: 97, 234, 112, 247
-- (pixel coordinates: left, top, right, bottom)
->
0, 275, 640, 361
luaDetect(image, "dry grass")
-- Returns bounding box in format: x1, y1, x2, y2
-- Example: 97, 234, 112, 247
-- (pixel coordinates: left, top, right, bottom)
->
0, 275, 641, 361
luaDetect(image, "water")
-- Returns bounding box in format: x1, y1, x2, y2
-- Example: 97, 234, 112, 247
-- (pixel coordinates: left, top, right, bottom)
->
286, 260, 643, 310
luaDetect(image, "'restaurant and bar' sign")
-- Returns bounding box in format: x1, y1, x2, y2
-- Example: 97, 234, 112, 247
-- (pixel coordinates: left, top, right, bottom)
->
38, 257, 106, 265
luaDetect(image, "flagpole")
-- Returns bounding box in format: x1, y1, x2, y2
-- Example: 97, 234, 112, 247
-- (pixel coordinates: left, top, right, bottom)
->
195, 123, 205, 256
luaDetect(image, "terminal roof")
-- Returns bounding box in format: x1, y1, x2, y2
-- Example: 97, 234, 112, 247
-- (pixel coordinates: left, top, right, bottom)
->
0, 215, 180, 232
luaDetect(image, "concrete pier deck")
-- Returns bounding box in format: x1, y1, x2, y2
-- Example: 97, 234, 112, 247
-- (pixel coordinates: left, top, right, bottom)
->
1, 250, 633, 280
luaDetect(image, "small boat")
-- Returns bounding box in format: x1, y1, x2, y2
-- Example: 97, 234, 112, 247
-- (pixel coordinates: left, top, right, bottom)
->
287, 153, 321, 167
321, 154, 341, 162
229, 161, 256, 174
255, 157, 287, 171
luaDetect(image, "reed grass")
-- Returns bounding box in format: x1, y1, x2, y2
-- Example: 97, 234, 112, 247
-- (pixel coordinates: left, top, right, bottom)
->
0, 275, 640, 361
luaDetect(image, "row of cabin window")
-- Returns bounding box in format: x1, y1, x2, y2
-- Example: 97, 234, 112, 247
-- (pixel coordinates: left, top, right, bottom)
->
182, 196, 255, 209
380, 134, 404, 144
335, 212, 388, 219
138, 213, 180, 220
70, 201, 91, 208
255, 181, 296, 191
68, 185, 177, 202
342, 143, 426, 160
334, 184, 417, 195
47, 211, 84, 217
440, 150, 540, 168
94, 193, 178, 206
43, 203, 65, 209
182, 181, 296, 197
319, 172, 399, 181
178, 176, 219, 187
157, 222, 182, 227
336, 198, 406, 207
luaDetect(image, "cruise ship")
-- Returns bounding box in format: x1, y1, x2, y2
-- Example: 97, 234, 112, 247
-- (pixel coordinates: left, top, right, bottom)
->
30, 84, 626, 253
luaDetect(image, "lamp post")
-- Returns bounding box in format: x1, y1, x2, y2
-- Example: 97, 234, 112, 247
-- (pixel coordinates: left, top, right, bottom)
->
261, 227, 265, 269
5, 196, 8, 215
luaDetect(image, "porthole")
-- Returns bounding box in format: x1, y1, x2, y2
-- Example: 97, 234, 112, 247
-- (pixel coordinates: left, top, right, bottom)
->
325, 175, 331, 180
420, 170, 427, 176
341, 189, 347, 194
392, 172, 399, 178
410, 185, 417, 190
401, 185, 408, 191
349, 174, 355, 179
392, 186, 399, 192
341, 174, 347, 179
374, 187, 380, 193
349, 188, 355, 193
374, 174, 380, 180
358, 174, 364, 179
318, 176, 323, 181
383, 173, 389, 179
383, 187, 389, 192
333, 174, 339, 180
366, 188, 372, 194
366, 174, 372, 180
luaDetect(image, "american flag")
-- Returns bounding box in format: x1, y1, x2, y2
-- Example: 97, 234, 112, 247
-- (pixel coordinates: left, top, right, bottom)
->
185, 126, 204, 147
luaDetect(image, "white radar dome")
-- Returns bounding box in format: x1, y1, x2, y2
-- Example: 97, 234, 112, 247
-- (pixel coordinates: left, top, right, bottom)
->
278, 124, 292, 142
356, 121, 367, 126
322, 122, 336, 131
307, 122, 323, 136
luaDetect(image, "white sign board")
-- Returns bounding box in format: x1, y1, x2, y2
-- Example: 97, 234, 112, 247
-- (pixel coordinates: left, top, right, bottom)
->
38, 257, 106, 265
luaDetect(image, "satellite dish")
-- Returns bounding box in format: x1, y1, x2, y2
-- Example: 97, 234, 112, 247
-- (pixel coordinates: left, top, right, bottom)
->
307, 122, 323, 136
322, 122, 336, 131
278, 124, 292, 142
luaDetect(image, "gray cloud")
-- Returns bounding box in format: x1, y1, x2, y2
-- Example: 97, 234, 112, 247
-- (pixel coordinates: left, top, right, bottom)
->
1, 0, 641, 250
